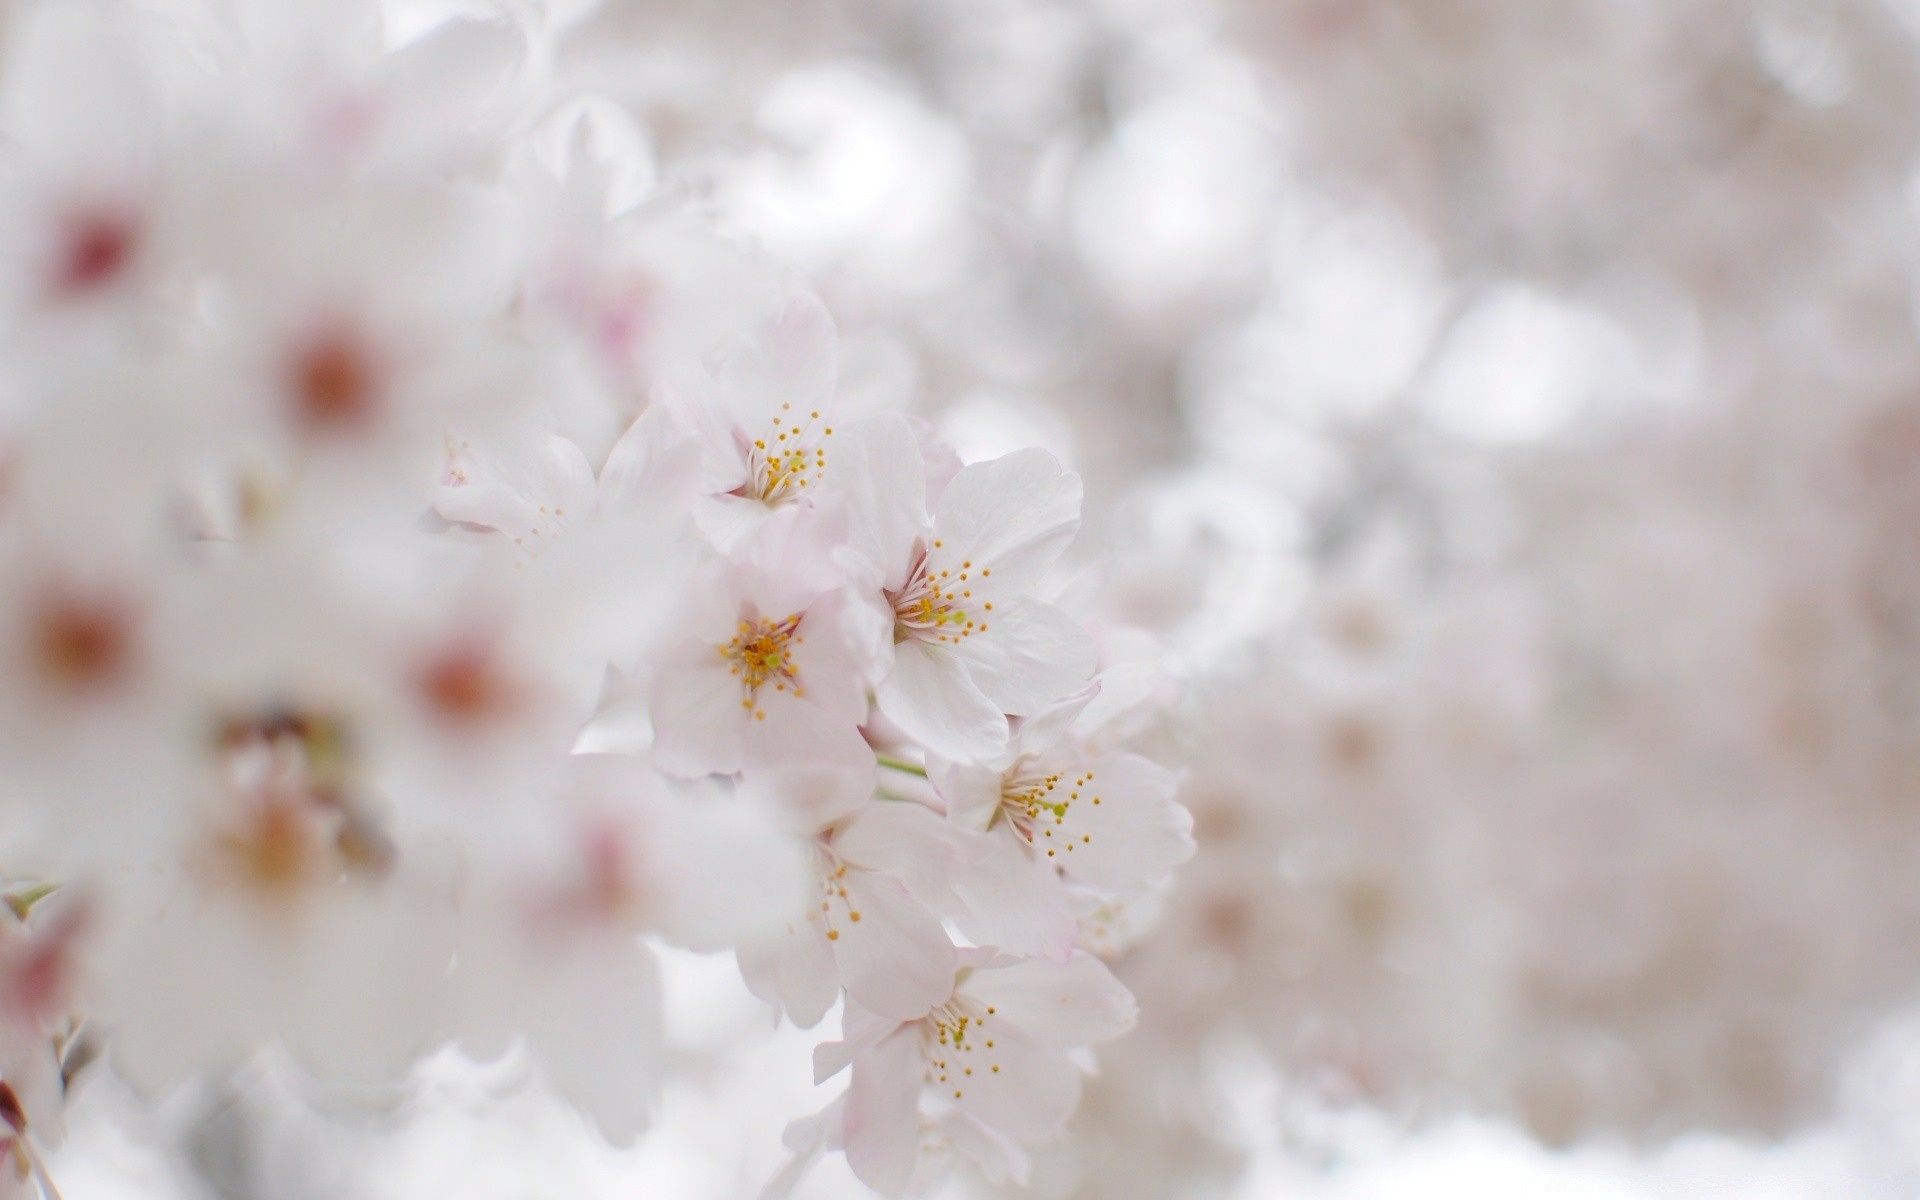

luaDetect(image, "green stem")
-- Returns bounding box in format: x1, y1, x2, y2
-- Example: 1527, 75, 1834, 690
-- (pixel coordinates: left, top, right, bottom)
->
875, 755, 928, 778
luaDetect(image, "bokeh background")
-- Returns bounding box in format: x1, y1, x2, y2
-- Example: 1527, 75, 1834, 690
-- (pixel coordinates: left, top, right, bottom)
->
50, 0, 1920, 1194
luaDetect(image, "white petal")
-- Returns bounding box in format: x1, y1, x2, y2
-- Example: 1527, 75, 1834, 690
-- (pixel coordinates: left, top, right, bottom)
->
832, 800, 960, 907
836, 415, 930, 592
930, 761, 1006, 832
694, 492, 776, 552
939, 1111, 1031, 1187
877, 639, 1008, 764
931, 448, 1080, 595
717, 294, 838, 434
844, 1028, 925, 1199
957, 595, 1097, 716
657, 362, 752, 494
747, 687, 877, 792
523, 933, 664, 1146
648, 642, 749, 777
786, 590, 870, 726
648, 791, 809, 952
814, 1001, 900, 1084
738, 919, 841, 1029
950, 825, 1077, 961
1053, 754, 1193, 893
436, 432, 596, 542
1008, 682, 1100, 761
597, 403, 698, 515
948, 1027, 1081, 1144
960, 951, 1137, 1047
833, 870, 956, 1022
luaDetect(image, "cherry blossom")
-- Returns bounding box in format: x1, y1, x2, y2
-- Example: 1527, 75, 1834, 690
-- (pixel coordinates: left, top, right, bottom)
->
811, 950, 1138, 1196
842, 415, 1098, 764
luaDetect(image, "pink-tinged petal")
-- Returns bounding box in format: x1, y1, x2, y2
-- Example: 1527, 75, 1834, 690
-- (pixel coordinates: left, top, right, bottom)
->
657, 362, 753, 494
786, 590, 869, 726
910, 416, 965, 509
814, 1001, 900, 1084
844, 1027, 926, 1199
760, 1098, 845, 1200
524, 932, 664, 1146
747, 687, 877, 791
648, 641, 749, 777
734, 503, 847, 613
717, 294, 838, 434
693, 492, 776, 552
931, 448, 1080, 595
957, 595, 1097, 716
930, 761, 1006, 832
833, 549, 897, 684
950, 825, 1077, 961
773, 293, 841, 411
837, 415, 930, 593
939, 1111, 1031, 1187
1053, 754, 1192, 893
1008, 682, 1100, 761
648, 792, 809, 952
436, 432, 596, 541
947, 1027, 1081, 1144
738, 918, 840, 1029
832, 800, 960, 907
877, 639, 1008, 764
833, 871, 956, 1022
597, 403, 698, 515
959, 951, 1138, 1047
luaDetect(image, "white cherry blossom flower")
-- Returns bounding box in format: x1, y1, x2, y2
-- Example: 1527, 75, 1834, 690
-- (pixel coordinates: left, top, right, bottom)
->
933, 681, 1194, 959
649, 508, 874, 787
738, 797, 960, 1027
656, 292, 843, 549
841, 415, 1098, 764
812, 949, 1138, 1197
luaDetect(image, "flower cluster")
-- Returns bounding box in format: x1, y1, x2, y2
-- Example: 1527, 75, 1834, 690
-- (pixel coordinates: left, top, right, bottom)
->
0, 2, 1190, 1196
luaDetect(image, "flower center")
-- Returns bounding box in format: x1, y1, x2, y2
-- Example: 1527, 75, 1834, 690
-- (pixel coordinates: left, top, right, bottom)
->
889, 543, 992, 646
746, 403, 832, 505
919, 997, 1004, 1099
807, 842, 862, 942
1000, 764, 1099, 861
721, 612, 805, 718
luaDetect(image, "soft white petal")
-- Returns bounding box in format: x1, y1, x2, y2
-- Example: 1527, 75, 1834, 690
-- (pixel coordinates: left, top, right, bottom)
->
950, 825, 1077, 961
832, 800, 960, 907
833, 870, 956, 1022
959, 951, 1137, 1047
597, 403, 699, 514
837, 414, 930, 593
958, 595, 1097, 716
436, 432, 596, 542
814, 1001, 900, 1084
717, 294, 838, 434
1053, 754, 1193, 893
738, 918, 841, 1029
648, 792, 809, 952
648, 642, 749, 777
931, 448, 1080, 595
930, 761, 1007, 832
877, 639, 1008, 764
947, 1027, 1081, 1144
657, 361, 752, 494
844, 1027, 926, 1199
747, 687, 877, 794
786, 590, 870, 725
1008, 682, 1101, 761
939, 1111, 1031, 1187
523, 932, 664, 1146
